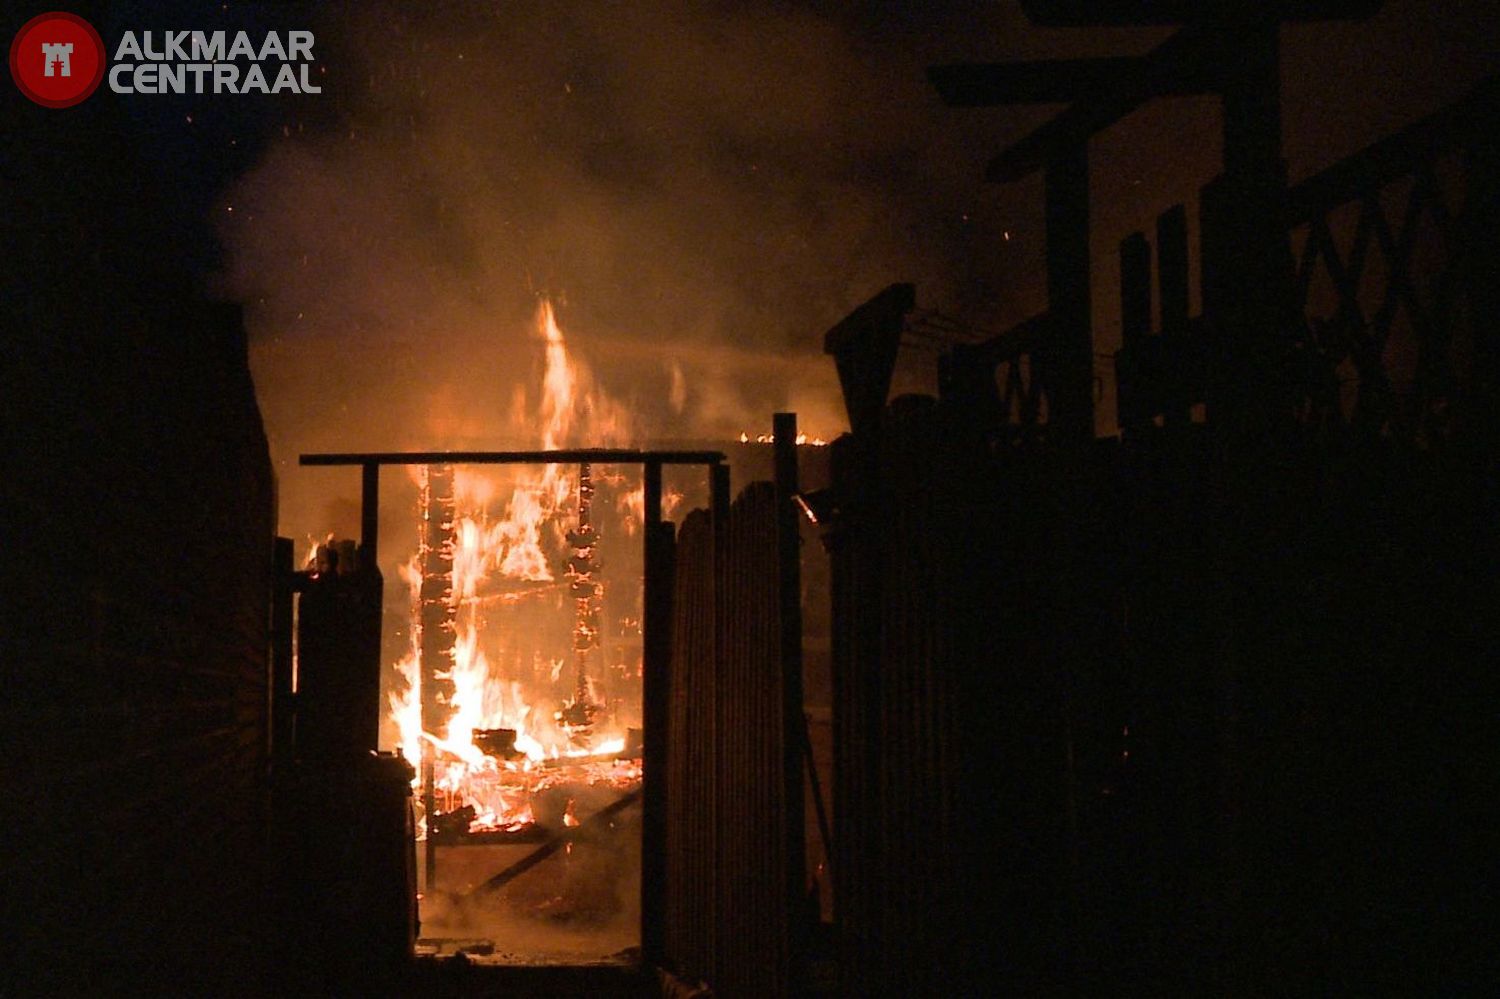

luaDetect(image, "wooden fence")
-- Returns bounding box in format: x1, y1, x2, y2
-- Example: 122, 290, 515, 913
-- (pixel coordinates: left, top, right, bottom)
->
663, 475, 805, 996
823, 73, 1498, 994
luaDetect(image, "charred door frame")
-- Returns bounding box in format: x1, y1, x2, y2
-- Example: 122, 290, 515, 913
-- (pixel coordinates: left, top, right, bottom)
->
299, 448, 728, 966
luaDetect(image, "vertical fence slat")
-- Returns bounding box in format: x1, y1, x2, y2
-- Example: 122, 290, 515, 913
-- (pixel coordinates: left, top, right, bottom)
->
664, 474, 791, 997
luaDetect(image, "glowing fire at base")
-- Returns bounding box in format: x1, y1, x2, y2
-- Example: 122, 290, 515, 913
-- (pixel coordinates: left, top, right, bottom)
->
387, 299, 641, 839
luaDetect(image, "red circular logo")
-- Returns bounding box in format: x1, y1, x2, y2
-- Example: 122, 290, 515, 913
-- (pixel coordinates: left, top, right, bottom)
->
10, 11, 105, 108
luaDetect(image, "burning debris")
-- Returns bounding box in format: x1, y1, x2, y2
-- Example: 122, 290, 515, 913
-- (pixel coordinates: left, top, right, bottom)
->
417, 463, 458, 841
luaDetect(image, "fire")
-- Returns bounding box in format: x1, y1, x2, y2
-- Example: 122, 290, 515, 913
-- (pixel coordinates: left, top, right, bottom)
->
739, 430, 829, 446
613, 481, 685, 536
388, 298, 644, 837
390, 553, 425, 772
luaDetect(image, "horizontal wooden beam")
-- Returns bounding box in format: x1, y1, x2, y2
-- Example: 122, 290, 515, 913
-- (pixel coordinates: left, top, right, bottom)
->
301, 449, 725, 467
929, 57, 1213, 106
1019, 0, 1381, 25
985, 24, 1213, 182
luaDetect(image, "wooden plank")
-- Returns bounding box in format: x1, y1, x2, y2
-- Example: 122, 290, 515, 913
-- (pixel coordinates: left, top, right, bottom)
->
985, 25, 1220, 184
640, 460, 672, 966
360, 462, 379, 565
774, 413, 807, 990
1045, 147, 1095, 440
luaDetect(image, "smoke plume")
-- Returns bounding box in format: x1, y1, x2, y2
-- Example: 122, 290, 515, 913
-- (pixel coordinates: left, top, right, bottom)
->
220, 2, 1005, 540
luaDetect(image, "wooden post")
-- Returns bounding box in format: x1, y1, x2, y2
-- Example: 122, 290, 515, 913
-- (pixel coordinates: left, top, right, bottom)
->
711, 462, 731, 556
773, 413, 808, 989
1121, 233, 1153, 352
707, 461, 730, 980
641, 460, 672, 966
1157, 204, 1190, 337
1216, 17, 1293, 433
1211, 19, 1291, 969
270, 537, 295, 769
1045, 145, 1094, 442
361, 462, 380, 567
1461, 97, 1500, 430
419, 464, 455, 893
568, 463, 601, 719
1119, 231, 1153, 431
1157, 203, 1192, 424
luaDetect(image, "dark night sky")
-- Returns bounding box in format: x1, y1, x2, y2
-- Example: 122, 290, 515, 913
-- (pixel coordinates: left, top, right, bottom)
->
7, 1, 1498, 544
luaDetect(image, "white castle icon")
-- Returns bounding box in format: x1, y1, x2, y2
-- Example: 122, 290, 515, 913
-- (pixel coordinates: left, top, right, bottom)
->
41, 41, 73, 78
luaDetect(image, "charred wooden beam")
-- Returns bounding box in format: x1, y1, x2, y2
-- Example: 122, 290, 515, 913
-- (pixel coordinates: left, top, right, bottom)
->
419, 463, 456, 890
469, 789, 644, 895
559, 463, 603, 744
419, 464, 457, 738
472, 728, 523, 761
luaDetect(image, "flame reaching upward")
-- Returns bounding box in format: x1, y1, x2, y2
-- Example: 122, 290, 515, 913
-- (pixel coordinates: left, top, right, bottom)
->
540, 300, 576, 451
387, 298, 642, 836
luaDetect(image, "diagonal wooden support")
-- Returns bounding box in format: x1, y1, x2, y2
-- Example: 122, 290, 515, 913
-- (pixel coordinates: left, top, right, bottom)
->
468, 789, 644, 897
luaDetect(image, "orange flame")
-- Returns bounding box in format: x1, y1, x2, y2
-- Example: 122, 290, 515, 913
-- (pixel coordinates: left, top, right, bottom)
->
389, 298, 644, 835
